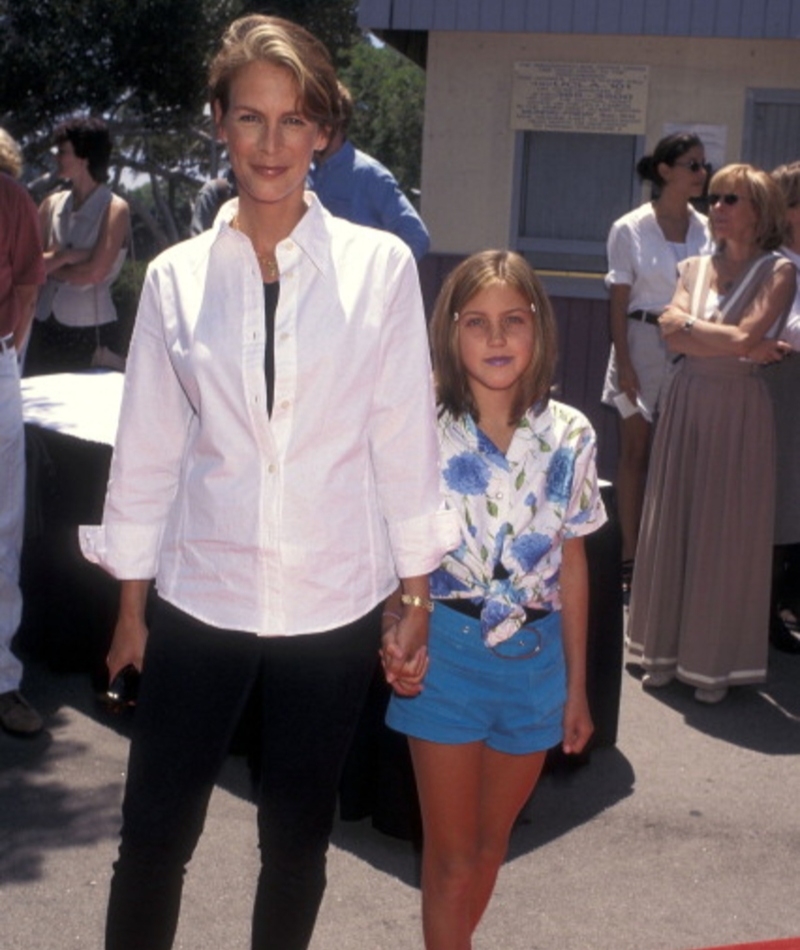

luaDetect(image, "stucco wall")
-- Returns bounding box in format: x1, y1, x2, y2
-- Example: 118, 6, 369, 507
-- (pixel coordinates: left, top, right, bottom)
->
422, 31, 800, 253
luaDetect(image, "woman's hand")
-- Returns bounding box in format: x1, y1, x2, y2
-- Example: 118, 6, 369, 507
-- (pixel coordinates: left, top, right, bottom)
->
106, 580, 151, 682
747, 338, 792, 365
562, 688, 594, 756
107, 615, 149, 683
616, 357, 640, 403
658, 305, 692, 337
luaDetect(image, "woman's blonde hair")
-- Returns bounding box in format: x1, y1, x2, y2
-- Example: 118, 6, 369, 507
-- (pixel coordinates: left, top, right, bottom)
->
0, 128, 22, 178
430, 250, 558, 425
209, 15, 341, 133
709, 163, 786, 251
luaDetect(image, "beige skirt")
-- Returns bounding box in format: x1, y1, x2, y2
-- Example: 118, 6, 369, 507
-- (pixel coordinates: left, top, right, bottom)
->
627, 356, 774, 688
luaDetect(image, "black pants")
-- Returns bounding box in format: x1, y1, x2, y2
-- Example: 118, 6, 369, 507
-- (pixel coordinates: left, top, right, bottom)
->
105, 597, 382, 950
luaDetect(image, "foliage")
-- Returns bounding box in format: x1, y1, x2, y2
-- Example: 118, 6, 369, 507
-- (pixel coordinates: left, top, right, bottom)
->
111, 258, 149, 355
0, 0, 424, 254
339, 39, 426, 196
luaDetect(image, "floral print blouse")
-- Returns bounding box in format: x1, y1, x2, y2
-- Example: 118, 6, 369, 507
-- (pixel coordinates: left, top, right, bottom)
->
431, 400, 608, 646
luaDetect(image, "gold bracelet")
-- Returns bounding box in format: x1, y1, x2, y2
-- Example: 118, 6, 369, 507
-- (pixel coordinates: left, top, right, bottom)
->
400, 593, 434, 613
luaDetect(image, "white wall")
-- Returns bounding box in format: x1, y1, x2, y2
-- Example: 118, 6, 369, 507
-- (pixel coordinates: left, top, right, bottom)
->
422, 31, 800, 253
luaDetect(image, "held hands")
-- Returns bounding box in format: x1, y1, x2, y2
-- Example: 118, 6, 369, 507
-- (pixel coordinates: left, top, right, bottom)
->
380, 609, 430, 697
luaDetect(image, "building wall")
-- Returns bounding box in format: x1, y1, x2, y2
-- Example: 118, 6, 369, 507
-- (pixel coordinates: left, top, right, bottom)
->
421, 31, 800, 254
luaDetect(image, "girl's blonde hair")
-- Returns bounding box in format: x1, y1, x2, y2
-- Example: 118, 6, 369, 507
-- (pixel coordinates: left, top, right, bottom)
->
709, 163, 786, 251
430, 250, 558, 424
209, 15, 341, 133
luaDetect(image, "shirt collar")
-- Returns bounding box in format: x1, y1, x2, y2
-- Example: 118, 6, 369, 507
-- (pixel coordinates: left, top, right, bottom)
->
212, 192, 332, 279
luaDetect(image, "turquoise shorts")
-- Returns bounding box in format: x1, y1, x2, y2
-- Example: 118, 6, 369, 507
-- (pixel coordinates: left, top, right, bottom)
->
386, 603, 566, 755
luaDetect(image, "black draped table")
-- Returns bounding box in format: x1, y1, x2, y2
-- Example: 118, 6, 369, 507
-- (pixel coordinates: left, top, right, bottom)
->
19, 371, 623, 840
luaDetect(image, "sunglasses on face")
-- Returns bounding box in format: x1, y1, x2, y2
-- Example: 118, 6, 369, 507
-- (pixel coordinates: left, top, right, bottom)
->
673, 159, 707, 173
708, 193, 746, 207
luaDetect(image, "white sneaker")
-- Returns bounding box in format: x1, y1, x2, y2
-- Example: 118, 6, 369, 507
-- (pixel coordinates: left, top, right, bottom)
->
642, 671, 674, 689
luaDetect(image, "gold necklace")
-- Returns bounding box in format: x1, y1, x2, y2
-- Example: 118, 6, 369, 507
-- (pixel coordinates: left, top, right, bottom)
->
231, 215, 279, 280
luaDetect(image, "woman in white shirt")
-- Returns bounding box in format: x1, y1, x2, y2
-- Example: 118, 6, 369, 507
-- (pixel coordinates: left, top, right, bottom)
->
81, 16, 456, 950
602, 132, 709, 599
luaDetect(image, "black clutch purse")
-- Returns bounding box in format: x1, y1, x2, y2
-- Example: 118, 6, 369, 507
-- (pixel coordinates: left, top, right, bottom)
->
101, 664, 141, 712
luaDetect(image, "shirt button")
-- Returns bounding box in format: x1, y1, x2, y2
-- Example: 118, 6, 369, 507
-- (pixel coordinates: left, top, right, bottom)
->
285, 241, 294, 250
280, 399, 290, 410
268, 463, 277, 474
279, 332, 289, 342
496, 491, 504, 500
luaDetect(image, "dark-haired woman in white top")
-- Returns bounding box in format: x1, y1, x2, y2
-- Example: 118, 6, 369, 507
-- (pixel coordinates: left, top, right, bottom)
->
602, 132, 709, 598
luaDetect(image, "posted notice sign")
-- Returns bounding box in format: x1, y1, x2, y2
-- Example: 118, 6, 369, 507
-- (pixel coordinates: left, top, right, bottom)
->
512, 62, 650, 134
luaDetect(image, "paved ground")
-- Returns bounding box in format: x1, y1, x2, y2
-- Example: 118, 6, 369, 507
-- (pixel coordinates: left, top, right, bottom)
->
2, 642, 800, 950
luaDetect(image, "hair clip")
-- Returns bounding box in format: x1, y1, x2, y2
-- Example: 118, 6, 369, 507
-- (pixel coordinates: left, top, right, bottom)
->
530, 302, 537, 314
453, 312, 460, 322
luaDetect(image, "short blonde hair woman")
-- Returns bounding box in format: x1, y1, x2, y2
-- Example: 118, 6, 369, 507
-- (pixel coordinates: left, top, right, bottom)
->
83, 15, 456, 950
627, 163, 796, 702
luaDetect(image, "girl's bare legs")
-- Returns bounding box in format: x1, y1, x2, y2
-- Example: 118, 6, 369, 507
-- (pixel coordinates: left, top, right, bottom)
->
409, 737, 547, 950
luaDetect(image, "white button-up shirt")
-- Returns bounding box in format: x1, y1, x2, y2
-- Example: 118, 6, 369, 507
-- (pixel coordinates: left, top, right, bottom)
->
81, 194, 458, 636
605, 202, 710, 312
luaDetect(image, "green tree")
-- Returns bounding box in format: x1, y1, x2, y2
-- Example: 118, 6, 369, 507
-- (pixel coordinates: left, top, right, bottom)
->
0, 0, 359, 250
339, 38, 426, 196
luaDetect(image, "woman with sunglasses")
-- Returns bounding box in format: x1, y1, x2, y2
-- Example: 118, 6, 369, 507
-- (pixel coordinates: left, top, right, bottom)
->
602, 132, 710, 602
627, 164, 795, 703
81, 15, 456, 950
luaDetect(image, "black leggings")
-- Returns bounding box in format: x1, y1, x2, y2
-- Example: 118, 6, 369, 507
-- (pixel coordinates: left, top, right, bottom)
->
105, 597, 381, 950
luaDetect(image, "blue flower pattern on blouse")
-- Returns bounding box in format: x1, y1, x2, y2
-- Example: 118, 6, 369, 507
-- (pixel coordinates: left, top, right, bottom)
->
436, 402, 607, 646
510, 532, 552, 573
443, 451, 491, 495
545, 447, 575, 506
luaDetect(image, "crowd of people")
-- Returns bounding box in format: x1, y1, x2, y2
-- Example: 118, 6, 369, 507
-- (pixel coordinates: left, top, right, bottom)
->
1, 11, 799, 950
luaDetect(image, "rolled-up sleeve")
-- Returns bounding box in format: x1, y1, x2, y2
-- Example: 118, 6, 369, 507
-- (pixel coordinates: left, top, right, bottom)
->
79, 263, 194, 578
368, 246, 459, 577
605, 218, 635, 289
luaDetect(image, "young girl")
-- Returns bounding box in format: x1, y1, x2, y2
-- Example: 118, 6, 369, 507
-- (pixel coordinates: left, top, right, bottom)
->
384, 250, 608, 950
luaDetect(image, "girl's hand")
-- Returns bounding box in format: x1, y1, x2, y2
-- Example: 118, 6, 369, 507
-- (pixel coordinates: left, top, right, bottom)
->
561, 689, 594, 756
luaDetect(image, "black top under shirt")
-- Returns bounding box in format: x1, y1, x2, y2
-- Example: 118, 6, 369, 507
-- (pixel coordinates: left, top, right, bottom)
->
263, 282, 279, 416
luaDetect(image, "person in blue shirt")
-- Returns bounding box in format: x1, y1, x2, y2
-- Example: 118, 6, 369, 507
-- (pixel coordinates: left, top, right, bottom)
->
308, 82, 430, 261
